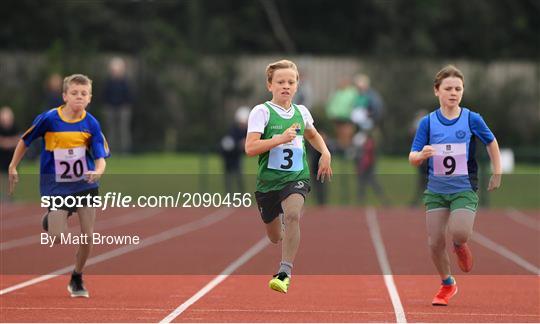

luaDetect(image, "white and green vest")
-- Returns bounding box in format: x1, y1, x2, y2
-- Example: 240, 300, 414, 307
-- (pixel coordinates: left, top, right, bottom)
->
256, 103, 310, 192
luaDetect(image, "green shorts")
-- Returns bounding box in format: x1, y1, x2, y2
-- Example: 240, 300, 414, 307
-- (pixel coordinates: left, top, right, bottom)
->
423, 190, 479, 212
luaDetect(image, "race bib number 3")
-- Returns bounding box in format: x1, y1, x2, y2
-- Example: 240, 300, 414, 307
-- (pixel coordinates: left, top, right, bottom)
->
268, 135, 304, 171
53, 147, 88, 182
432, 143, 468, 176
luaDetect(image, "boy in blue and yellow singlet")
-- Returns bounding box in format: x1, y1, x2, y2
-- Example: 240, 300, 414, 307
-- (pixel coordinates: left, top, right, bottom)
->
409, 65, 501, 306
9, 74, 110, 298
245, 60, 332, 293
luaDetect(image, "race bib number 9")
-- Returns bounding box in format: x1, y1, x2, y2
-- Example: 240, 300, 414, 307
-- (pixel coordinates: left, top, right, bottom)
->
268, 135, 304, 171
432, 143, 468, 176
53, 147, 88, 182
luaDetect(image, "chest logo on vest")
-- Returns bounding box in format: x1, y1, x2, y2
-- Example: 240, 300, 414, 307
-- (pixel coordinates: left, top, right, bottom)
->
456, 130, 466, 139
270, 125, 283, 130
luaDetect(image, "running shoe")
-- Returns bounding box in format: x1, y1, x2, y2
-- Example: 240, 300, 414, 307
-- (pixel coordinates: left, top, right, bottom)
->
269, 272, 290, 293
67, 272, 89, 298
454, 243, 473, 272
432, 284, 458, 306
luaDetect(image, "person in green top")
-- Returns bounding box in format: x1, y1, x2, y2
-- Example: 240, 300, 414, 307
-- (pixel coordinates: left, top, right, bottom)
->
245, 59, 333, 293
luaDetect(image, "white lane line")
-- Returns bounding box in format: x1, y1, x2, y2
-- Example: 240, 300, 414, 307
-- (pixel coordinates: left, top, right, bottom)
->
160, 236, 270, 323
472, 231, 540, 275
366, 207, 407, 323
1, 208, 163, 250
0, 208, 234, 295
505, 208, 540, 231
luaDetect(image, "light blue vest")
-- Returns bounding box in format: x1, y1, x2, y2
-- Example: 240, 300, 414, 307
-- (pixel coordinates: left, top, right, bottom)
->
427, 108, 478, 194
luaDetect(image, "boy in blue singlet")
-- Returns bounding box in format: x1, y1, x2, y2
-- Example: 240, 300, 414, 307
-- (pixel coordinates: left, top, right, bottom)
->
9, 74, 110, 298
409, 65, 501, 306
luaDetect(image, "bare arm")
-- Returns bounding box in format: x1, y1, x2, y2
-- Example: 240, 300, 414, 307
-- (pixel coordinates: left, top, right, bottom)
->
8, 139, 28, 195
486, 138, 502, 191
86, 158, 107, 184
244, 126, 297, 157
304, 127, 333, 182
408, 145, 436, 167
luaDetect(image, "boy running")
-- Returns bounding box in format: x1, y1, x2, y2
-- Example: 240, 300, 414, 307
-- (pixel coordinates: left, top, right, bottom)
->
409, 65, 501, 306
245, 60, 332, 293
9, 74, 110, 298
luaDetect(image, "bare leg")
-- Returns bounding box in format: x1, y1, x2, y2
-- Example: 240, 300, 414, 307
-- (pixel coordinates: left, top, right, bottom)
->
448, 209, 476, 245
426, 208, 451, 280
74, 207, 95, 273
281, 194, 304, 264
47, 210, 69, 243
265, 213, 283, 244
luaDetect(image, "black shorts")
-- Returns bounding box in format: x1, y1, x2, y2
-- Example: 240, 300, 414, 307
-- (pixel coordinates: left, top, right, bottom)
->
47, 187, 99, 216
255, 180, 310, 224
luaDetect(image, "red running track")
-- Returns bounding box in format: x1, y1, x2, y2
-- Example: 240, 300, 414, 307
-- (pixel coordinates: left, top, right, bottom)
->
1, 204, 539, 322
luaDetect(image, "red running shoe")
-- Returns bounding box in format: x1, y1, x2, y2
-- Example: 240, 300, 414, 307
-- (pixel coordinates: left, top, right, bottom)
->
454, 243, 473, 272
432, 284, 458, 306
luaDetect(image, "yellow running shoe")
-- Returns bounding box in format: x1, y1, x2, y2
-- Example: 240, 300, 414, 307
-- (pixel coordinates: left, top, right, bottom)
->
269, 272, 290, 293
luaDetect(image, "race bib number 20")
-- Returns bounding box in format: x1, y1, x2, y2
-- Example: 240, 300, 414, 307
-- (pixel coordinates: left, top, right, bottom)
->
53, 147, 88, 182
432, 143, 468, 176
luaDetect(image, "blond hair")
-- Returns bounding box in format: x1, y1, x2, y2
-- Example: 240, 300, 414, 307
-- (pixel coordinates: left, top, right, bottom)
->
265, 59, 299, 83
63, 74, 92, 93
434, 65, 464, 89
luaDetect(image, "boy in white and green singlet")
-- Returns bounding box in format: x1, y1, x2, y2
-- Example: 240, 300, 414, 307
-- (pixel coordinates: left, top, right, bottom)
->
246, 60, 332, 293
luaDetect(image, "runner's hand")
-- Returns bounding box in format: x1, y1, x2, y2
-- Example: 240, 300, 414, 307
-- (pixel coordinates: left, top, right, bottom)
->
487, 174, 501, 191
420, 145, 436, 160
86, 171, 102, 184
277, 125, 298, 144
8, 166, 18, 195
317, 152, 332, 183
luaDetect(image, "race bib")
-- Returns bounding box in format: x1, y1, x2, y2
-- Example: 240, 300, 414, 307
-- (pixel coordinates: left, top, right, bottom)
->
268, 135, 304, 171
432, 143, 468, 176
53, 147, 88, 182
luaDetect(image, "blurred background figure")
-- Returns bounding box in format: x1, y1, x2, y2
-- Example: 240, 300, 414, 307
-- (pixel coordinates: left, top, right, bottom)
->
220, 106, 249, 193
0, 106, 19, 200
325, 77, 357, 154
409, 109, 428, 207
102, 57, 133, 154
355, 131, 389, 205
353, 74, 384, 127
44, 73, 64, 109
309, 130, 334, 206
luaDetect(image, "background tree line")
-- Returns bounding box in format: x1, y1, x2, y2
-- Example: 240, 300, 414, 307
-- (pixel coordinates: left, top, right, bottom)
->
2, 0, 538, 58
1, 0, 538, 156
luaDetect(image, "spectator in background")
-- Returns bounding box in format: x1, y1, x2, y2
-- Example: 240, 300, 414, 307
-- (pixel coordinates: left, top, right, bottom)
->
221, 106, 249, 193
309, 130, 334, 206
353, 74, 384, 126
0, 106, 19, 200
325, 77, 357, 152
409, 109, 428, 207
355, 131, 389, 205
44, 73, 64, 109
103, 57, 133, 154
